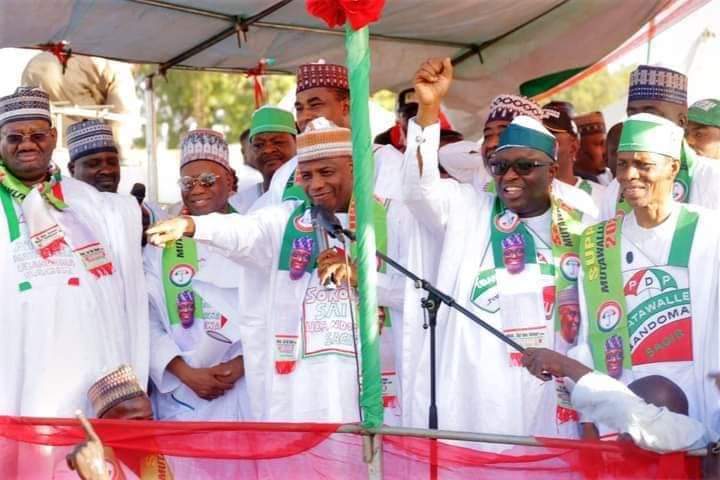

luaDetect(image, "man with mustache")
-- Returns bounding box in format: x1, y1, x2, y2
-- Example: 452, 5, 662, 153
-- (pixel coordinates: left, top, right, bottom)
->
229, 107, 297, 214
398, 58, 596, 440
0, 87, 148, 417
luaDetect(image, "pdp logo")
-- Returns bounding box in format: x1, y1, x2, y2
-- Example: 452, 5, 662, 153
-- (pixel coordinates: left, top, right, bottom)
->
169, 264, 195, 287
672, 180, 686, 202
494, 210, 519, 233
559, 253, 580, 281
293, 210, 314, 233
597, 301, 622, 332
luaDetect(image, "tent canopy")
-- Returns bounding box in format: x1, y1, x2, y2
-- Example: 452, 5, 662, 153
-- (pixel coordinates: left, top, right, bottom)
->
1, 0, 668, 136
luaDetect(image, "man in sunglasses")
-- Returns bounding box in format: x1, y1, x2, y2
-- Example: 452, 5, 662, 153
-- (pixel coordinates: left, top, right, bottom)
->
0, 86, 148, 418
397, 58, 596, 441
144, 129, 250, 422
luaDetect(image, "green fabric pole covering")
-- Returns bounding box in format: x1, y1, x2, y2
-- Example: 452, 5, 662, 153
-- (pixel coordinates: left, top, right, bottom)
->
344, 24, 383, 429
519, 66, 588, 98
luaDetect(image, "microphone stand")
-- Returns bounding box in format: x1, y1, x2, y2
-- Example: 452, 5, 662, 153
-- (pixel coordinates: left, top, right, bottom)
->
329, 226, 526, 432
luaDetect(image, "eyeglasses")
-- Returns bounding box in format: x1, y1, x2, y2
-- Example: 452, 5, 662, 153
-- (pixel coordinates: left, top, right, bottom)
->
178, 172, 219, 191
2, 130, 51, 145
488, 158, 553, 177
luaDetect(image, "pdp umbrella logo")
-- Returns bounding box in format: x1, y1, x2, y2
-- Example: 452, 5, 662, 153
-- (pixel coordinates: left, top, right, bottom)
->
293, 210, 314, 233
597, 301, 622, 332
494, 210, 519, 233
169, 264, 195, 287
623, 268, 677, 298
672, 180, 687, 202
559, 253, 581, 281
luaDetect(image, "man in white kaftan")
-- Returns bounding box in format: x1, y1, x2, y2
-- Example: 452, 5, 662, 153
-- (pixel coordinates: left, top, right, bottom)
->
148, 119, 406, 423
572, 113, 720, 442
0, 87, 148, 418
396, 59, 598, 442
146, 129, 250, 421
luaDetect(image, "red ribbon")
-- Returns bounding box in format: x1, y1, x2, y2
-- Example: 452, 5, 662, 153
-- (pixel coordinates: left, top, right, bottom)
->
306, 0, 386, 30
39, 41, 72, 73
245, 60, 268, 109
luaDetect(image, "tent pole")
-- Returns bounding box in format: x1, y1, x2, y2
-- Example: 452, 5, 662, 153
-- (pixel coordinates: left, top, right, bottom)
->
364, 434, 383, 480
143, 74, 159, 203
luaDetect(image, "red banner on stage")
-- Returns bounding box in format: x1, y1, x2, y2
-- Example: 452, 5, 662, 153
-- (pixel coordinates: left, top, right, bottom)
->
0, 416, 701, 479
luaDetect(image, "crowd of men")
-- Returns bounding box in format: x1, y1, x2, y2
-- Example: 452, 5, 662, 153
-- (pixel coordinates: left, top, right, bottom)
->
2, 56, 720, 478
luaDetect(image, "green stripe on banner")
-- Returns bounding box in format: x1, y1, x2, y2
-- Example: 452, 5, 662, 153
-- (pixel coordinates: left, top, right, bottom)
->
519, 66, 588, 98
345, 23, 383, 429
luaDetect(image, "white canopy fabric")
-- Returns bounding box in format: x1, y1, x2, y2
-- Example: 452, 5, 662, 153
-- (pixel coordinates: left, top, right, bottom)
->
1, 0, 668, 136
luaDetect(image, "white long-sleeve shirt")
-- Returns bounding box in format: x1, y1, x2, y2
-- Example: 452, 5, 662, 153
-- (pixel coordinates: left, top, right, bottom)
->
571, 371, 708, 453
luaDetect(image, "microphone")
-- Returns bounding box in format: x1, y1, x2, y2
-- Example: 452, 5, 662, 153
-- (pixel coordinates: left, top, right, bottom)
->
311, 205, 345, 240
130, 183, 146, 205
310, 206, 331, 253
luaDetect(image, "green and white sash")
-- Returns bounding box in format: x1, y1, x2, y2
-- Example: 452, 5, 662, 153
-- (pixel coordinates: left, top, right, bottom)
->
581, 207, 698, 375
0, 163, 114, 280
281, 167, 310, 203
162, 237, 204, 328
273, 197, 388, 374
577, 179, 593, 196
479, 196, 584, 350
471, 196, 584, 424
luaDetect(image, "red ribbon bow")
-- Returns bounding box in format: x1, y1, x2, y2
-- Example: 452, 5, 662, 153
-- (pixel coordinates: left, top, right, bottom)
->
306, 0, 385, 30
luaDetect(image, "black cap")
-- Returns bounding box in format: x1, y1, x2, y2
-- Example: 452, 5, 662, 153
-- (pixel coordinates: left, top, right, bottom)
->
542, 101, 578, 136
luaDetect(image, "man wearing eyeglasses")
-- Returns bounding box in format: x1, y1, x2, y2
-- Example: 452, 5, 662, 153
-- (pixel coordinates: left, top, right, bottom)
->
396, 59, 596, 442
143, 128, 250, 422
0, 87, 148, 418
146, 118, 409, 425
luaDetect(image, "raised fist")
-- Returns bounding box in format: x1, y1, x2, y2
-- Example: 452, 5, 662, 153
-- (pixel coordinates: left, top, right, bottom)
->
413, 57, 453, 107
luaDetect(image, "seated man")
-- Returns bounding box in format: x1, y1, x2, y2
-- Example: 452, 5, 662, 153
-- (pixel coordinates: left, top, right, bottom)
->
145, 129, 249, 421
522, 347, 709, 453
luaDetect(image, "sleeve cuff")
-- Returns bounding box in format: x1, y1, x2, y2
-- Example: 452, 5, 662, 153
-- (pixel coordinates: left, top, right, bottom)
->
151, 343, 184, 394
191, 213, 225, 242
